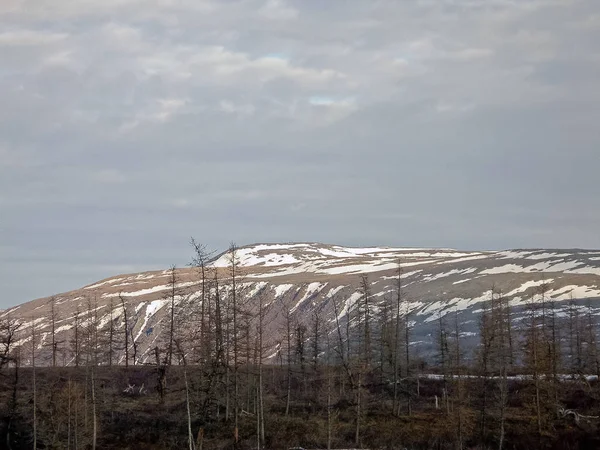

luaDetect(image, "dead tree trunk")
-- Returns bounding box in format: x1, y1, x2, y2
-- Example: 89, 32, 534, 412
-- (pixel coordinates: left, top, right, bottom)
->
393, 263, 402, 416
32, 317, 37, 450
167, 265, 177, 366
285, 307, 292, 416
119, 295, 129, 368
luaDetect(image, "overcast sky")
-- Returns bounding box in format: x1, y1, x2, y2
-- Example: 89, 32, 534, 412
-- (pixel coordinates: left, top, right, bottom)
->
1, 0, 599, 307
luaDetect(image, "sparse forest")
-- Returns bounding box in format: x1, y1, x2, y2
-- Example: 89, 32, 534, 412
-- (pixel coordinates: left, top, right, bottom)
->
1, 241, 600, 449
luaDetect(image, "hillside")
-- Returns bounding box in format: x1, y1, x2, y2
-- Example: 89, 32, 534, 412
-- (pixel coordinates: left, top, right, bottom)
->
2, 243, 600, 365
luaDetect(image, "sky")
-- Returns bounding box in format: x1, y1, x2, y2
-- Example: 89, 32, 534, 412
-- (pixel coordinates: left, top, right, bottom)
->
1, 0, 600, 308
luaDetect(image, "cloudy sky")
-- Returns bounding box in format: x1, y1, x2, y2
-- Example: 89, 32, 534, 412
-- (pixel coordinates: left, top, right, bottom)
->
1, 0, 599, 307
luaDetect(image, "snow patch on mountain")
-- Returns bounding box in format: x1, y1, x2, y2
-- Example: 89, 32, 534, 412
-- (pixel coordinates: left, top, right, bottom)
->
505, 279, 555, 297
423, 268, 477, 282
273, 284, 295, 298
291, 282, 327, 312
567, 267, 600, 276
136, 299, 168, 341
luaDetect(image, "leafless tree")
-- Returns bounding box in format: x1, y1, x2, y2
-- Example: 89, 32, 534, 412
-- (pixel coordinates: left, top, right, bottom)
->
310, 310, 322, 373
166, 265, 179, 366
584, 300, 599, 378
358, 275, 372, 368
477, 290, 494, 441
393, 262, 403, 416
0, 315, 22, 449
46, 296, 62, 367
331, 292, 355, 389
228, 242, 242, 445
71, 306, 82, 367
284, 305, 292, 416
84, 296, 100, 449
119, 294, 130, 368
190, 238, 215, 364
0, 316, 21, 370
523, 292, 544, 441
255, 289, 270, 449
31, 316, 38, 450
452, 307, 464, 449
107, 298, 115, 366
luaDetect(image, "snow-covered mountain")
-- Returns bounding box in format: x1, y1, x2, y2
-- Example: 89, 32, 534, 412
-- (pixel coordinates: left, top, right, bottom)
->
3, 243, 600, 364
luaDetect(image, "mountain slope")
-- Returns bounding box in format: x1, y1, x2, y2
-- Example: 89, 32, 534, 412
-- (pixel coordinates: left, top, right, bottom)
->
3, 243, 600, 364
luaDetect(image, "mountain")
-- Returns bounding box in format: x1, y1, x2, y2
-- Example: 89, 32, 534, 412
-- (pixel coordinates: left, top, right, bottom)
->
3, 242, 600, 365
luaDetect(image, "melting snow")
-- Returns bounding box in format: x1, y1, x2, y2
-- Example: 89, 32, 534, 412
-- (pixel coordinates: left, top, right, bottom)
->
247, 282, 268, 297
526, 252, 572, 260
498, 251, 532, 259
273, 284, 295, 298
85, 277, 126, 290
434, 254, 490, 264
381, 270, 423, 280
481, 264, 525, 274
423, 268, 477, 282
421, 290, 495, 321
55, 323, 73, 333
319, 262, 399, 275
291, 282, 327, 313
327, 286, 345, 298
546, 285, 600, 301
103, 281, 196, 298
544, 261, 583, 271
483, 260, 592, 275
505, 279, 555, 297
567, 267, 600, 276
136, 299, 168, 341
335, 292, 362, 320
103, 285, 171, 298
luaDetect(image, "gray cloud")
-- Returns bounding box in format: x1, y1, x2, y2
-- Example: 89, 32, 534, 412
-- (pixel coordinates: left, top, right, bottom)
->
1, 0, 599, 307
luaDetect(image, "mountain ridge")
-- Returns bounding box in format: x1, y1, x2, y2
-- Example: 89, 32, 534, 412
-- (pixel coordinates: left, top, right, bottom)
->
2, 242, 600, 365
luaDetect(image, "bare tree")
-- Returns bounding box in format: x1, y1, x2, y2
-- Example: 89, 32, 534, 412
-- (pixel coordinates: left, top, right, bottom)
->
358, 275, 372, 368
548, 294, 561, 409
404, 284, 413, 413
331, 292, 355, 389
355, 371, 362, 448
71, 306, 82, 367
255, 289, 270, 449
166, 265, 178, 366
183, 363, 194, 450
584, 300, 599, 378
46, 296, 62, 367
119, 295, 130, 368
107, 298, 115, 366
84, 296, 100, 449
0, 315, 22, 449
453, 307, 464, 449
393, 263, 402, 416
190, 238, 215, 364
477, 290, 495, 441
326, 326, 333, 450
0, 316, 21, 370
310, 310, 322, 373
437, 312, 449, 384
284, 305, 293, 416
498, 293, 510, 450
31, 316, 38, 450
523, 292, 543, 441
